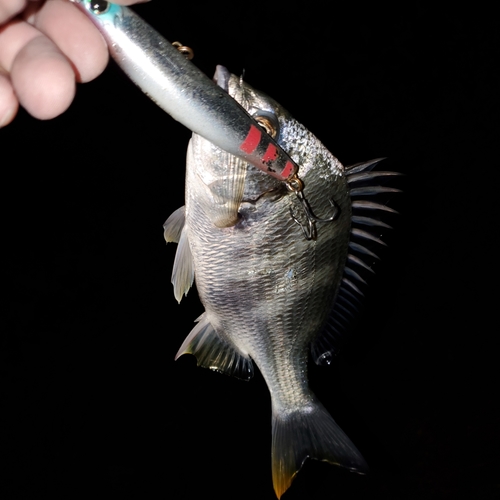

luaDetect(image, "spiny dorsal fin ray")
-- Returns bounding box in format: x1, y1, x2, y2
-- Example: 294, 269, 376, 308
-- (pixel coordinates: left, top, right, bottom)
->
344, 266, 368, 285
351, 200, 398, 213
338, 286, 363, 306
347, 170, 402, 184
348, 253, 375, 273
349, 241, 380, 259
344, 157, 386, 174
334, 301, 357, 319
175, 313, 254, 381
337, 292, 361, 310
312, 158, 399, 365
349, 186, 401, 197
351, 215, 392, 229
342, 277, 364, 296
351, 228, 387, 246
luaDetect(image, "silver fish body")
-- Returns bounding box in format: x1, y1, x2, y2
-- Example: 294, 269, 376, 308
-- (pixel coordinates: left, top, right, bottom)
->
165, 67, 398, 497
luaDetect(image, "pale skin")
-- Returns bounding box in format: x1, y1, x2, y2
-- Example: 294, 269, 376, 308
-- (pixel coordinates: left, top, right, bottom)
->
0, 0, 149, 127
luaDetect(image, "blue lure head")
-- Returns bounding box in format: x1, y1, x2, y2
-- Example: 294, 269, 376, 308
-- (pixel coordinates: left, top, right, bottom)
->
70, 1, 123, 22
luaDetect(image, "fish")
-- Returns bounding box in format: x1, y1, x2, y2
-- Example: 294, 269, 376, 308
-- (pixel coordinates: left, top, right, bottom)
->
164, 65, 399, 497
70, 0, 300, 182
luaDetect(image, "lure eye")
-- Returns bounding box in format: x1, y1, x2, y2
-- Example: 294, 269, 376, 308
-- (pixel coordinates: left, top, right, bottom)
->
254, 113, 279, 139
90, 1, 109, 14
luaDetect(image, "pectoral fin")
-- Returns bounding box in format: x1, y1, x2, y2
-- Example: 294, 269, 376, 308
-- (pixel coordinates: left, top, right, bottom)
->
171, 225, 194, 303
175, 313, 254, 380
163, 206, 185, 243
203, 152, 247, 228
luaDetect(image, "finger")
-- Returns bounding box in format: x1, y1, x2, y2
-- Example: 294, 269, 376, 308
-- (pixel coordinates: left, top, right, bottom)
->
0, 16, 40, 70
28, 0, 108, 83
0, 0, 27, 24
10, 33, 75, 120
0, 70, 18, 127
0, 17, 36, 123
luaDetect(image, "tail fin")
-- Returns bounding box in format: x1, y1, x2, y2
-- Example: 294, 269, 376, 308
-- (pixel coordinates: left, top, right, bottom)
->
271, 399, 368, 498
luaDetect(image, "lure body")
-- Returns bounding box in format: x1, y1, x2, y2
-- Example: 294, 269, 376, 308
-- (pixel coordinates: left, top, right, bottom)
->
71, 0, 298, 181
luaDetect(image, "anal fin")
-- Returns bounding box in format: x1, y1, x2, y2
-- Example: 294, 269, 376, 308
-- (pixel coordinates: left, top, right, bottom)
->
175, 313, 254, 381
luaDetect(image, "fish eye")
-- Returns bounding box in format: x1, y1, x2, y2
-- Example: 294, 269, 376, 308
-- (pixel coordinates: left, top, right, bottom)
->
254, 112, 279, 139
90, 1, 109, 14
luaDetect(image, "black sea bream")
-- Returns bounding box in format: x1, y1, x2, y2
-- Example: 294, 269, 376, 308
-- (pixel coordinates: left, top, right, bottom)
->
164, 66, 398, 498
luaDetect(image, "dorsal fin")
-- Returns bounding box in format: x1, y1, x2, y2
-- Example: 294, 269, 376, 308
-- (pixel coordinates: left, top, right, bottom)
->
311, 159, 401, 365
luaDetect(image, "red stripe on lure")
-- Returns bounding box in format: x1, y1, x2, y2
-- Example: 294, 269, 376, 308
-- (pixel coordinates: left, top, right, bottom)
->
240, 125, 262, 154
262, 144, 278, 163
240, 126, 296, 179
281, 161, 295, 179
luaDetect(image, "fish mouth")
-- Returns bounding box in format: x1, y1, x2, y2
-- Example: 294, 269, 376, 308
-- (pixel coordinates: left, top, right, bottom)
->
213, 65, 231, 93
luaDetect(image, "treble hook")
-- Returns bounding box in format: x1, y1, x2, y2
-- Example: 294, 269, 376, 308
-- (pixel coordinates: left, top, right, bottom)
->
286, 174, 340, 240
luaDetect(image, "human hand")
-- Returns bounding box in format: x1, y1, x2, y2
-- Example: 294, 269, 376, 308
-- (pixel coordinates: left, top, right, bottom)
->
0, 0, 150, 127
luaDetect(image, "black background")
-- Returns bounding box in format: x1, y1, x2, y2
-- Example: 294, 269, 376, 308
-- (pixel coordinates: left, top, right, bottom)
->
2, 2, 498, 499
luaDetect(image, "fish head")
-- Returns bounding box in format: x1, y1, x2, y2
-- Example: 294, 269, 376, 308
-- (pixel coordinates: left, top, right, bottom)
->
209, 66, 305, 212
187, 67, 289, 229
188, 66, 346, 232
214, 66, 343, 184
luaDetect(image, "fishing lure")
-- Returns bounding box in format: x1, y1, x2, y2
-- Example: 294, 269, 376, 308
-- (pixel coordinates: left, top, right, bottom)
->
70, 0, 338, 238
